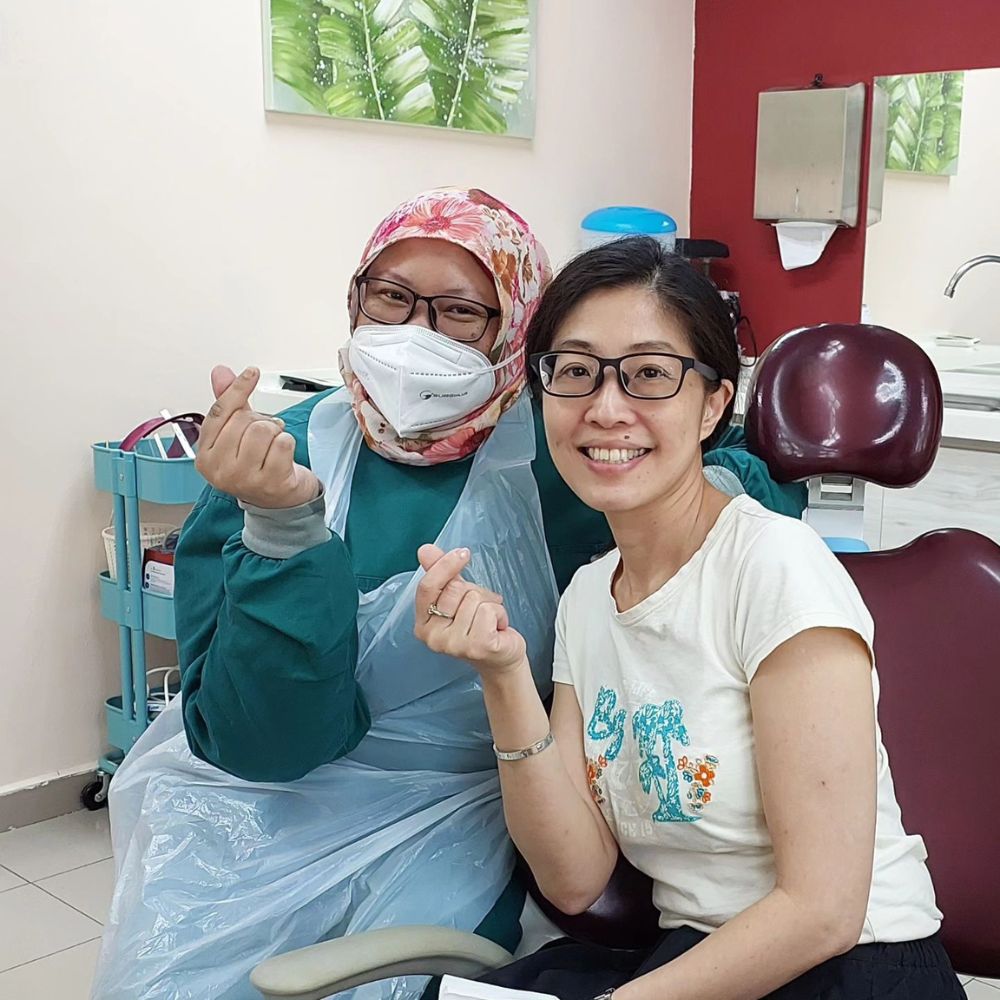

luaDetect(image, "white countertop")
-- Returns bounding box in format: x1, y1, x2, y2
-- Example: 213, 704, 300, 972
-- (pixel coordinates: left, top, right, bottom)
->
912, 337, 1000, 372
912, 339, 1000, 446
252, 368, 343, 415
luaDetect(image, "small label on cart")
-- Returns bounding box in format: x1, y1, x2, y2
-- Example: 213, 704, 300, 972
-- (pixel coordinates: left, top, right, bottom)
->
143, 561, 175, 597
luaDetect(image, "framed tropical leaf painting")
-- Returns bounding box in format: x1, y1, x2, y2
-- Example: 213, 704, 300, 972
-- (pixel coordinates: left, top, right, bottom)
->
262, 0, 536, 137
877, 71, 964, 176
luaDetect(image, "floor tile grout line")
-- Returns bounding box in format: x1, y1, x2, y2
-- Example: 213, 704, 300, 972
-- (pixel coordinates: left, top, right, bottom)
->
0, 851, 114, 885
31, 880, 106, 928
0, 935, 102, 976
0, 865, 26, 892
33, 855, 115, 885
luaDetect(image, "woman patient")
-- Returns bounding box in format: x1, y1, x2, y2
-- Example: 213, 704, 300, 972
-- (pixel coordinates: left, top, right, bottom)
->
415, 237, 962, 1000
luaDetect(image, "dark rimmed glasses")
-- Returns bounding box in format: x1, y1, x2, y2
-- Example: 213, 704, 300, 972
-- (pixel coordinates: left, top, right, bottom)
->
530, 351, 721, 400
355, 275, 501, 343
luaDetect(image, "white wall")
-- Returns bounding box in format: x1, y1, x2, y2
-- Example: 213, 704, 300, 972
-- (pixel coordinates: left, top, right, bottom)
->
864, 67, 1000, 345
0, 0, 695, 790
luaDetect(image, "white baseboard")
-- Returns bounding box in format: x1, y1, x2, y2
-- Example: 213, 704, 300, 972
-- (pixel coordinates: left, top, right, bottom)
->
0, 764, 99, 831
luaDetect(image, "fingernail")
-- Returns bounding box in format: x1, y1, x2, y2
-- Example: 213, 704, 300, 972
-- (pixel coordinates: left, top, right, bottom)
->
457, 548, 470, 559
242, 366, 258, 378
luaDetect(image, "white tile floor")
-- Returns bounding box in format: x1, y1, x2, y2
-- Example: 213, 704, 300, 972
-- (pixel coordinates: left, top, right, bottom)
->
0, 811, 110, 999
0, 811, 997, 999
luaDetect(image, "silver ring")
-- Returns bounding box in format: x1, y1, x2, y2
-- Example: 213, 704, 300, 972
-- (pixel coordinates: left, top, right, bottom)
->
426, 603, 454, 621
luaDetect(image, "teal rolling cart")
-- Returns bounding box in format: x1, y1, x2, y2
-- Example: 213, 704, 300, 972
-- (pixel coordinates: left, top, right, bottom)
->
85, 433, 204, 809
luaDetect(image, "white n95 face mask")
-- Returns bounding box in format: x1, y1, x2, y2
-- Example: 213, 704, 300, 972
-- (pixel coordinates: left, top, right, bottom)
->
348, 324, 519, 438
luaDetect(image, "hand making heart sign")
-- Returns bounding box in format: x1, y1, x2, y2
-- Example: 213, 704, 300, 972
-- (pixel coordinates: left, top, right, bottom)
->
413, 544, 527, 677
195, 366, 321, 509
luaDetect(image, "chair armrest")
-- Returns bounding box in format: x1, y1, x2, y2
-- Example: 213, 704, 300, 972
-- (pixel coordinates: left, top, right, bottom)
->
251, 925, 513, 1000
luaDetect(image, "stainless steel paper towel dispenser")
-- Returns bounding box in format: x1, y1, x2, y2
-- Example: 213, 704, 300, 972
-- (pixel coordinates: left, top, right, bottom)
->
754, 82, 866, 228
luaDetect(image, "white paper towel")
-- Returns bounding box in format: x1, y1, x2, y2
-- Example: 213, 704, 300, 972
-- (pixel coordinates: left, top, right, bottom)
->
772, 221, 838, 270
440, 976, 558, 1000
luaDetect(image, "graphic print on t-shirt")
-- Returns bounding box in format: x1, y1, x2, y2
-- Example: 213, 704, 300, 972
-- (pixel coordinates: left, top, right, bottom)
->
587, 685, 719, 823
585, 686, 625, 805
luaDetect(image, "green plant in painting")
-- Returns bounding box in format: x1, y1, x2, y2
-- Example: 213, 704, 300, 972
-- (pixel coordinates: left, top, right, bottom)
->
269, 0, 436, 123
270, 0, 333, 112
317, 0, 437, 123
409, 0, 531, 133
268, 0, 531, 134
879, 72, 964, 175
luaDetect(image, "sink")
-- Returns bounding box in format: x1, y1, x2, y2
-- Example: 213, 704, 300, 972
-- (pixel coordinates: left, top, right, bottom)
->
920, 352, 1000, 444
939, 368, 1000, 412
917, 339, 1000, 373
944, 395, 1000, 412
954, 362, 1000, 375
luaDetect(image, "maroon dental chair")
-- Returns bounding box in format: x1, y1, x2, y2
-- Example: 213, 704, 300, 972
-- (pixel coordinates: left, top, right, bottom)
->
746, 323, 1000, 978
252, 324, 999, 999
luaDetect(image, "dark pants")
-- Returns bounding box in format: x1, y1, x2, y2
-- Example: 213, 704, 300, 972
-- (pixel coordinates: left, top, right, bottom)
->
479, 927, 966, 1000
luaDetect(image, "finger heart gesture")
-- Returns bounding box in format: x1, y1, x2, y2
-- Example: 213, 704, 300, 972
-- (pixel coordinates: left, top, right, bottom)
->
195, 365, 321, 510
414, 544, 527, 676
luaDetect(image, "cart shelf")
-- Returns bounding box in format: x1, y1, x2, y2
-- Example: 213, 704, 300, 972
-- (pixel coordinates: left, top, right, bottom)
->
85, 434, 204, 808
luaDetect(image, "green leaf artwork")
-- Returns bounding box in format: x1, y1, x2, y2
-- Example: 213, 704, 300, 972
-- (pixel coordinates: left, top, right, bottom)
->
263, 0, 535, 137
877, 71, 964, 176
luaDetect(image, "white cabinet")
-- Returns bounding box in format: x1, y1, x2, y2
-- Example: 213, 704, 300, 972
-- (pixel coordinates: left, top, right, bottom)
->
864, 444, 1000, 549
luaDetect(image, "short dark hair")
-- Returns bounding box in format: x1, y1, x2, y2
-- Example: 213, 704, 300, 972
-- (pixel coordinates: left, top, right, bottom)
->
526, 237, 739, 452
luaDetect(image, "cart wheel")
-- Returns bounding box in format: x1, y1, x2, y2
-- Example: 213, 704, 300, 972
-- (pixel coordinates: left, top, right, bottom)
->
81, 775, 110, 811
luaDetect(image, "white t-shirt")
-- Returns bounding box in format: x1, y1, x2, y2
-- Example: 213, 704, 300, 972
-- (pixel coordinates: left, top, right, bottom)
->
552, 495, 941, 944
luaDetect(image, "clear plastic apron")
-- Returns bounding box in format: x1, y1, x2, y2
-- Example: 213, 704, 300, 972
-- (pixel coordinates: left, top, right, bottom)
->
90, 391, 558, 1000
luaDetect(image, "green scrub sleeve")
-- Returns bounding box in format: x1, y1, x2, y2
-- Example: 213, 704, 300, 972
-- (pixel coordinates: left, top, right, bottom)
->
175, 488, 370, 782
704, 426, 808, 519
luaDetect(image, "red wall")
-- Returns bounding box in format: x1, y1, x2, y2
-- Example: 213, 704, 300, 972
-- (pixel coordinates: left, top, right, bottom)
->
690, 0, 1000, 351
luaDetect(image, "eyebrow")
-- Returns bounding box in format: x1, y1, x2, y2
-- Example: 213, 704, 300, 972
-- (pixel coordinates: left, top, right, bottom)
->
553, 338, 684, 353
369, 269, 482, 299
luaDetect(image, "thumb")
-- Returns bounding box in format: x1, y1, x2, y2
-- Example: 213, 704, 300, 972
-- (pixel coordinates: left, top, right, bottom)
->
210, 365, 239, 400
417, 543, 448, 571
493, 603, 511, 631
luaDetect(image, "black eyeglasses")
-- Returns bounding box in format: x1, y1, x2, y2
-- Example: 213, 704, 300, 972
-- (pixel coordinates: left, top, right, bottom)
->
355, 275, 501, 343
530, 351, 721, 400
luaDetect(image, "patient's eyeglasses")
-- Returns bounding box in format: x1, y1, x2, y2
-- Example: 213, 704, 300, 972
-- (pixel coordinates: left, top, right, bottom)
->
530, 351, 721, 400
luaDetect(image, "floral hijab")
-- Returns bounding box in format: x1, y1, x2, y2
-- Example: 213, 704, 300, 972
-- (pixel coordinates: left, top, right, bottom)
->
338, 187, 551, 466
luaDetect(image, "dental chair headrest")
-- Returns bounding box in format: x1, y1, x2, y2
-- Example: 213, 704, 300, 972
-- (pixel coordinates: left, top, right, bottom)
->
744, 324, 943, 488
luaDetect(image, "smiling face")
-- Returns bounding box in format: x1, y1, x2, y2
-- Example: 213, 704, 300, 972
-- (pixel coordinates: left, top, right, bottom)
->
541, 285, 734, 517
353, 237, 502, 357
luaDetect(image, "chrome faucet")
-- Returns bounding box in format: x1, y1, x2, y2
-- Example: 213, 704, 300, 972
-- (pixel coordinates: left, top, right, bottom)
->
944, 255, 1000, 297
